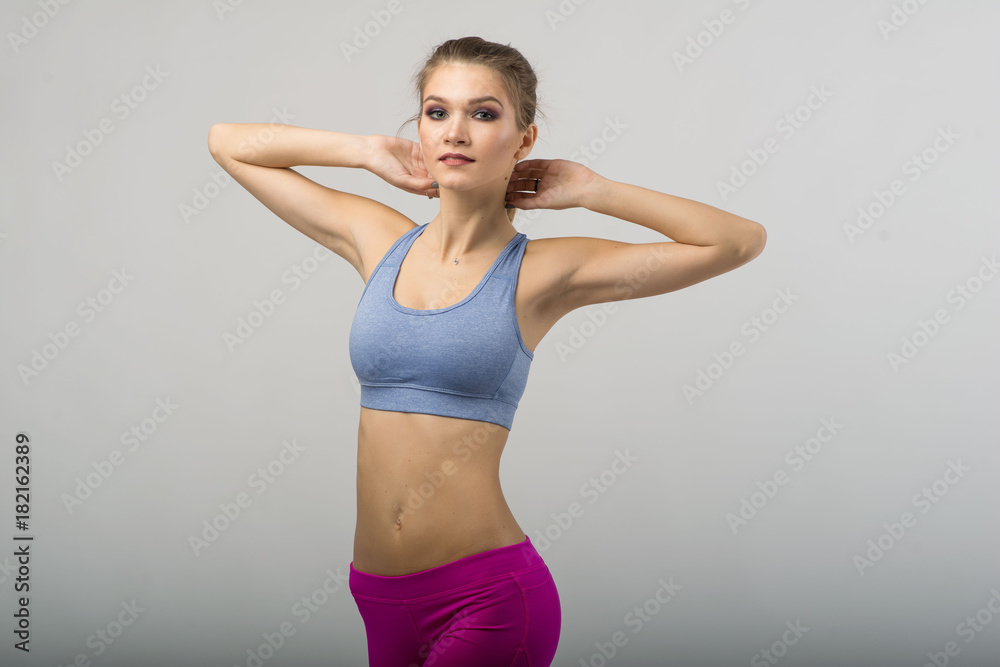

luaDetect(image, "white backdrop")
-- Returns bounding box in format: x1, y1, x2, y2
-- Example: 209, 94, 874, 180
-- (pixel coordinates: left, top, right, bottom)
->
2, 1, 999, 666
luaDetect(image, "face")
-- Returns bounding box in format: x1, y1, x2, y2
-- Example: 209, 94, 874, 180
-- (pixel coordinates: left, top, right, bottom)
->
417, 63, 536, 191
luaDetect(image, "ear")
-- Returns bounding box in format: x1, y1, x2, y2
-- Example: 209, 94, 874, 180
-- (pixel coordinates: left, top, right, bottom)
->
514, 123, 538, 161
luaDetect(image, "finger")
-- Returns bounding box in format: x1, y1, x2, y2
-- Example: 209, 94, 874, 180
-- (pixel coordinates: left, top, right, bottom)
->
512, 158, 545, 170
506, 192, 539, 209
508, 173, 540, 185
406, 175, 436, 191
509, 178, 542, 194
394, 176, 435, 197
510, 174, 545, 190
511, 166, 546, 179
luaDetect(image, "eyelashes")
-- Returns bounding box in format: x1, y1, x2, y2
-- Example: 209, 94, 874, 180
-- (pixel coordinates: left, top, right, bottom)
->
424, 108, 497, 121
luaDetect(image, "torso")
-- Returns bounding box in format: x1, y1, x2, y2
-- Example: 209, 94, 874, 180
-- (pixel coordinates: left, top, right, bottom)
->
348, 216, 570, 576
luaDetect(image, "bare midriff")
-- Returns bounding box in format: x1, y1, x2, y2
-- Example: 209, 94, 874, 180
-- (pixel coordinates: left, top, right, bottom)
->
352, 406, 527, 576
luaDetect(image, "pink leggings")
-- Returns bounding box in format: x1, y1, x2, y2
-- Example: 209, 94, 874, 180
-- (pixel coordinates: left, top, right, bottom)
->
349, 535, 561, 666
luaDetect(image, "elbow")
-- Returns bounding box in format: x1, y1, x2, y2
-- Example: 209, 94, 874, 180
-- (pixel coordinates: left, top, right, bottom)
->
718, 222, 765, 270
207, 123, 231, 161
739, 221, 767, 262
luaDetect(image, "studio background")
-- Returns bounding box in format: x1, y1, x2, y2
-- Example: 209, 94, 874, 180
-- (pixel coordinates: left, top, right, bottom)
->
2, 1, 998, 665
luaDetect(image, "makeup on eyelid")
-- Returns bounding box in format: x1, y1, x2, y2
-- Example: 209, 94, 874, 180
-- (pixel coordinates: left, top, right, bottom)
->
424, 108, 498, 120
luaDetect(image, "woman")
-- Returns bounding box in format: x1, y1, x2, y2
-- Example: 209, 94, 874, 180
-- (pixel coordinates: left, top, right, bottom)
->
209, 36, 764, 667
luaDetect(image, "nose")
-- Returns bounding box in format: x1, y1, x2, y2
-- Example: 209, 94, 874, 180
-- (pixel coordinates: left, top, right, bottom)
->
444, 116, 469, 145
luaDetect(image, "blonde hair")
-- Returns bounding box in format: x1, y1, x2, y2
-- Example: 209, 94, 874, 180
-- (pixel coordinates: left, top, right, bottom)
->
398, 36, 545, 223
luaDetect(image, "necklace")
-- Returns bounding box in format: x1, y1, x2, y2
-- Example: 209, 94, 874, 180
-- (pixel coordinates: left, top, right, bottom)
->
440, 228, 510, 266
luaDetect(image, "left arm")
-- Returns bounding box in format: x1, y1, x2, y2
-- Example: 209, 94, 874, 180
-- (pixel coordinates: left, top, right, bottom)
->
583, 175, 765, 254
507, 160, 766, 310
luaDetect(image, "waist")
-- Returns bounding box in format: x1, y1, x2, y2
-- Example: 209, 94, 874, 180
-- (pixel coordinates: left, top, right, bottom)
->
355, 407, 520, 574
349, 534, 543, 599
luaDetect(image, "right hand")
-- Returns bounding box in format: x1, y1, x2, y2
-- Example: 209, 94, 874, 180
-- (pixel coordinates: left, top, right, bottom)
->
364, 135, 437, 197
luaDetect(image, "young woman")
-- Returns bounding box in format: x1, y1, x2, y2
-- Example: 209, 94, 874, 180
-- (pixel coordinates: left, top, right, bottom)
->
209, 36, 765, 667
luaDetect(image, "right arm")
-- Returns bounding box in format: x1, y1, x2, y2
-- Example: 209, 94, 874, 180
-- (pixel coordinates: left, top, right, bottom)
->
206, 124, 432, 275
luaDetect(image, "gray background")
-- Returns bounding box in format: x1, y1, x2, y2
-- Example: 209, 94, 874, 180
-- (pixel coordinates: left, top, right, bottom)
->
2, 1, 999, 666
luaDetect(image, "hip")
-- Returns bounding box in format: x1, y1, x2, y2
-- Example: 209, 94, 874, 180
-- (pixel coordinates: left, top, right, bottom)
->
352, 505, 526, 576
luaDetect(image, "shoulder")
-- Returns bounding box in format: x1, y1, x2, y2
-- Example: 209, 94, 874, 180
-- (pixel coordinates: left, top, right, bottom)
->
521, 234, 691, 313
517, 235, 604, 315
520, 234, 627, 291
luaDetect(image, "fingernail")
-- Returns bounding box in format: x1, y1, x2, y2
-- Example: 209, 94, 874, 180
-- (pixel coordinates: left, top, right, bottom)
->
431, 181, 438, 188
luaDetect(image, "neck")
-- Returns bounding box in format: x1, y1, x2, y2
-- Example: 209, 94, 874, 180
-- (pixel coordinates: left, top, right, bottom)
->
426, 180, 515, 265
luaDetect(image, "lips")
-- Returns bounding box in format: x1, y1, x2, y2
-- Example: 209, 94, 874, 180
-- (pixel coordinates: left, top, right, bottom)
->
440, 153, 473, 161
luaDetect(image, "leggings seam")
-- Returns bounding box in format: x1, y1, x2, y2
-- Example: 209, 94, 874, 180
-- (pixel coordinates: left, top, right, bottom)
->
404, 605, 425, 654
510, 574, 532, 667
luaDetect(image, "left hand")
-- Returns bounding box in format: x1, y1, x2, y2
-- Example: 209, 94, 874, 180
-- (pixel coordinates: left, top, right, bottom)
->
505, 159, 600, 211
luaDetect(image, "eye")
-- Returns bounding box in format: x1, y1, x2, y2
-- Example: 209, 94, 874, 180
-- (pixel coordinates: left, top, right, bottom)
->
423, 108, 497, 121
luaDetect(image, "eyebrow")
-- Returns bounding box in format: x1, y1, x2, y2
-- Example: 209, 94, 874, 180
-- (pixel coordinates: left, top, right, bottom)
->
422, 95, 504, 108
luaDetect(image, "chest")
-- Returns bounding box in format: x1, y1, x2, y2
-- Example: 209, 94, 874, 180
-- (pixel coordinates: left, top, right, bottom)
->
392, 258, 495, 311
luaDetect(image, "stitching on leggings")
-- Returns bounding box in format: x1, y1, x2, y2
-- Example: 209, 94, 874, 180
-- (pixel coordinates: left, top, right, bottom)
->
511, 574, 532, 667
512, 564, 552, 592
404, 604, 426, 652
